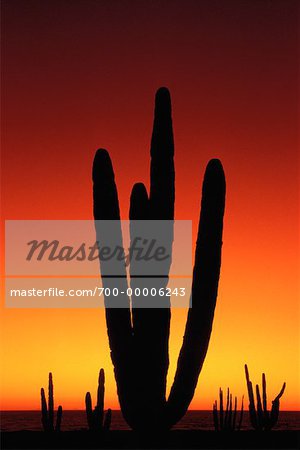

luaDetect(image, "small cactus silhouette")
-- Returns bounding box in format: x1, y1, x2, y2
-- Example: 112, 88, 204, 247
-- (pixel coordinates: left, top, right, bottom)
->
213, 388, 244, 431
41, 373, 63, 432
93, 87, 226, 430
245, 364, 286, 430
85, 369, 112, 431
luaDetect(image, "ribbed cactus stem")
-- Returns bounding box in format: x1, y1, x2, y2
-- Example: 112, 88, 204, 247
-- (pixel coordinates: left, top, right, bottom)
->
256, 384, 264, 429
224, 388, 230, 429
85, 392, 93, 430
55, 406, 62, 432
219, 388, 224, 429
97, 369, 105, 427
232, 396, 237, 430
245, 365, 257, 429
237, 396, 244, 431
48, 373, 54, 431
228, 393, 233, 430
262, 373, 269, 424
41, 388, 48, 431
104, 408, 112, 431
262, 374, 267, 411
213, 401, 219, 431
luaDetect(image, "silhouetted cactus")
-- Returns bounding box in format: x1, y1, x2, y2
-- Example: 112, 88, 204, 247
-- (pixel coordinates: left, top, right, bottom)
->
85, 369, 112, 431
93, 87, 226, 430
41, 373, 63, 432
245, 364, 286, 430
213, 388, 244, 431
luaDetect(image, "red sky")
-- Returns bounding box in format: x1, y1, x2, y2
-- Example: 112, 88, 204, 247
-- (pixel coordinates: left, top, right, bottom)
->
1, 0, 299, 411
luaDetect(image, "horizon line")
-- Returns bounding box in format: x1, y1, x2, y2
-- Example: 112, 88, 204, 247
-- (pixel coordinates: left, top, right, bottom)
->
1, 409, 300, 412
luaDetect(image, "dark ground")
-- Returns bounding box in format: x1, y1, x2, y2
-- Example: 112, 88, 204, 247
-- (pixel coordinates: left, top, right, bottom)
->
1, 430, 299, 450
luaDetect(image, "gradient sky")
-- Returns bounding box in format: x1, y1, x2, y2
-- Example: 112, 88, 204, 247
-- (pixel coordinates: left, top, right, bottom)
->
1, 0, 299, 411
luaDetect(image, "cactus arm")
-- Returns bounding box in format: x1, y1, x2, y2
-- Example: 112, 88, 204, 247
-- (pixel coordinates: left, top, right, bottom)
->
262, 373, 269, 426
245, 365, 257, 429
224, 388, 230, 430
224, 388, 229, 429
129, 184, 149, 337
129, 183, 156, 424
92, 149, 134, 424
166, 159, 225, 426
213, 401, 219, 431
256, 384, 264, 430
85, 392, 93, 430
248, 381, 257, 429
275, 382, 286, 401
48, 373, 54, 431
129, 184, 165, 422
104, 409, 112, 431
219, 388, 224, 429
232, 396, 237, 430
268, 382, 286, 430
97, 369, 105, 429
41, 388, 48, 431
229, 392, 233, 429
269, 400, 280, 429
237, 396, 244, 431
55, 406, 62, 432
262, 373, 267, 411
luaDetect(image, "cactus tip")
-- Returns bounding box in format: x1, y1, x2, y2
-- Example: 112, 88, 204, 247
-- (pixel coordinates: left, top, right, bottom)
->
206, 158, 223, 171
93, 149, 114, 183
156, 86, 170, 97
155, 87, 171, 115
277, 382, 286, 399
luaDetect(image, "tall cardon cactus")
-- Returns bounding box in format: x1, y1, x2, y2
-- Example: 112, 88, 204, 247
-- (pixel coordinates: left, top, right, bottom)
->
41, 373, 62, 432
85, 369, 112, 431
245, 364, 286, 431
93, 87, 226, 431
213, 388, 244, 431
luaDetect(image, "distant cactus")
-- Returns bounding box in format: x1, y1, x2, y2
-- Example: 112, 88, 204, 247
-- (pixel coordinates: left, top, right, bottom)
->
245, 364, 286, 431
213, 388, 244, 431
85, 369, 112, 431
41, 373, 63, 432
93, 87, 226, 430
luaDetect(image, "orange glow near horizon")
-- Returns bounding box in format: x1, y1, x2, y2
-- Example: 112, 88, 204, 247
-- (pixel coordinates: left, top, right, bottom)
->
1, 0, 299, 412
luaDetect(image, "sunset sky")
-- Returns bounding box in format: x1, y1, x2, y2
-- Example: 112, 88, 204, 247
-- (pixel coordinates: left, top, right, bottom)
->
1, 0, 299, 411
